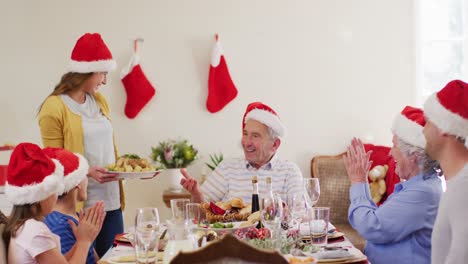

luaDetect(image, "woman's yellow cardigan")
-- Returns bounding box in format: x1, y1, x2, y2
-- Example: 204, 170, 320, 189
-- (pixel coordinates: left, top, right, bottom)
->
38, 93, 125, 210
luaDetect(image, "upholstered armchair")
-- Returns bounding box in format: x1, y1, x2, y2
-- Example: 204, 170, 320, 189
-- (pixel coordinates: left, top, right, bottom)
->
311, 153, 366, 251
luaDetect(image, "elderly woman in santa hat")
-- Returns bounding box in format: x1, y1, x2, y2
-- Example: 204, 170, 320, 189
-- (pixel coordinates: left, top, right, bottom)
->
181, 101, 304, 204
344, 106, 442, 264
3, 143, 104, 264
37, 33, 124, 256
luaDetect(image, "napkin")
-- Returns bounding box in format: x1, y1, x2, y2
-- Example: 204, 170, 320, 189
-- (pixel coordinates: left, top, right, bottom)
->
314, 247, 353, 259
300, 222, 336, 236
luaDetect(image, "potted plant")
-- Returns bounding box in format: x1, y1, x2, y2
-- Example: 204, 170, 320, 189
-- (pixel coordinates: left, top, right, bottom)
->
206, 153, 223, 171
151, 139, 198, 191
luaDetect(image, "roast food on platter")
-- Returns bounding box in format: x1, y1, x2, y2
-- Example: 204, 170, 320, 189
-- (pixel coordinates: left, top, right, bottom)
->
194, 230, 220, 247
201, 197, 252, 223
106, 154, 158, 172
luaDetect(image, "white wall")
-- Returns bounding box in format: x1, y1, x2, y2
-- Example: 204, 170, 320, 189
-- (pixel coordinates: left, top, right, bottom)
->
0, 0, 416, 226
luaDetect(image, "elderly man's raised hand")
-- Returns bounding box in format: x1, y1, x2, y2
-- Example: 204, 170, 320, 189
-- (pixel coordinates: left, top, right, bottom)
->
343, 138, 373, 184
180, 169, 204, 202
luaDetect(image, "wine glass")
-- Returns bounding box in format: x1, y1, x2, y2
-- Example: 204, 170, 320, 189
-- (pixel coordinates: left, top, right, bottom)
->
135, 208, 160, 264
287, 193, 310, 230
304, 178, 320, 207
261, 193, 283, 247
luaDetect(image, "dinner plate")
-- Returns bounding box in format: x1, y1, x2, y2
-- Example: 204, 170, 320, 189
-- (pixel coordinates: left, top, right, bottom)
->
114, 170, 162, 180
302, 231, 344, 241
316, 255, 367, 263
191, 221, 257, 234
115, 235, 131, 244
107, 252, 164, 263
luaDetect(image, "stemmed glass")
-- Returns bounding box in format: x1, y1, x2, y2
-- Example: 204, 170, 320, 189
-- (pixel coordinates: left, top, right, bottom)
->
261, 193, 283, 248
304, 178, 320, 207
135, 208, 160, 264
287, 193, 310, 230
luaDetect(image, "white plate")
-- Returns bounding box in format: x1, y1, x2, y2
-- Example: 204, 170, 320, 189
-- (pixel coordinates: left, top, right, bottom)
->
108, 252, 164, 263
192, 221, 257, 234
114, 170, 162, 180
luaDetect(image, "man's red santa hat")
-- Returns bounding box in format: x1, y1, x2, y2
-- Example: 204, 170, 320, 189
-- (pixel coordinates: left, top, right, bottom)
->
5, 143, 63, 205
424, 80, 468, 148
43, 147, 89, 195
68, 33, 116, 73
242, 102, 286, 137
391, 106, 426, 148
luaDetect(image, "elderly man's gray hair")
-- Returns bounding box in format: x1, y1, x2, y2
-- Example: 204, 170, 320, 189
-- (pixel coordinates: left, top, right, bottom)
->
267, 126, 280, 140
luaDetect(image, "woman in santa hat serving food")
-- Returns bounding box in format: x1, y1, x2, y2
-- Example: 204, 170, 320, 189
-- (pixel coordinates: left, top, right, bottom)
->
37, 33, 124, 257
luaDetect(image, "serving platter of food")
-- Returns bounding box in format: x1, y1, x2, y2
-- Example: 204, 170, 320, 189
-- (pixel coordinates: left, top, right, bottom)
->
200, 198, 252, 223
106, 154, 161, 179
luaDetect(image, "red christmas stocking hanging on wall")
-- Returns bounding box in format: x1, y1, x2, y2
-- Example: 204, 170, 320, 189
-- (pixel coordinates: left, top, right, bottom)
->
121, 42, 156, 119
206, 34, 238, 113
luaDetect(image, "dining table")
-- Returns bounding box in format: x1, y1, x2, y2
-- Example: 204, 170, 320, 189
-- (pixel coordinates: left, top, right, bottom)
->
98, 223, 367, 264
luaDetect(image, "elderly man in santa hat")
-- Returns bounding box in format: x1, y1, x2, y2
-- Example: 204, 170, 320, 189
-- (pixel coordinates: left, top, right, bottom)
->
422, 80, 468, 264
180, 101, 303, 204
344, 106, 442, 264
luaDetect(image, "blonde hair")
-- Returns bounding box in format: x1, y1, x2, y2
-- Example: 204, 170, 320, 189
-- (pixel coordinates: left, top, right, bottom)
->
37, 72, 93, 114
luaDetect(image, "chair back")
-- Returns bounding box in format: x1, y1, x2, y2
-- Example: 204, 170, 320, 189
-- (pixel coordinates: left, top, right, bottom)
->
169, 234, 288, 264
310, 153, 367, 251
311, 153, 350, 224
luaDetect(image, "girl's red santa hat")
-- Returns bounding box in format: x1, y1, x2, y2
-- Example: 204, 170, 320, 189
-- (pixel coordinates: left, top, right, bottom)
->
43, 147, 89, 195
5, 143, 64, 205
68, 33, 116, 73
242, 102, 286, 137
424, 80, 468, 148
391, 106, 426, 148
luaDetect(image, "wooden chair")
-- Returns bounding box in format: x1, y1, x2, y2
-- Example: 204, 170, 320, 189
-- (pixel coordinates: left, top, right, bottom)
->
169, 234, 288, 264
311, 153, 366, 251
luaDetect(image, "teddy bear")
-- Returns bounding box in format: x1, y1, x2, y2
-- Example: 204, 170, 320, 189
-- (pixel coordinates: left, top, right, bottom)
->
368, 164, 388, 204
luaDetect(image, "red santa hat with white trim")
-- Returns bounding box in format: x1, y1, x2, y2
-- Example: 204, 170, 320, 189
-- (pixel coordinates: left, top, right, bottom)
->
424, 80, 468, 148
43, 147, 89, 195
68, 33, 116, 73
5, 143, 64, 205
391, 106, 426, 148
242, 102, 286, 137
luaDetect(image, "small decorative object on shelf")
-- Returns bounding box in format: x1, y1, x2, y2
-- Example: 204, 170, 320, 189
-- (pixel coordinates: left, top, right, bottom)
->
0, 144, 15, 151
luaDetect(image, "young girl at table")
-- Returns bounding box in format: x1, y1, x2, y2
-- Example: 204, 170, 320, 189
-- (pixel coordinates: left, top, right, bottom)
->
43, 147, 101, 264
2, 143, 105, 264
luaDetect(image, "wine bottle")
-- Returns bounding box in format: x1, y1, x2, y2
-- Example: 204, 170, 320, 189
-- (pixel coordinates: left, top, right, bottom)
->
251, 176, 260, 213
251, 176, 262, 228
